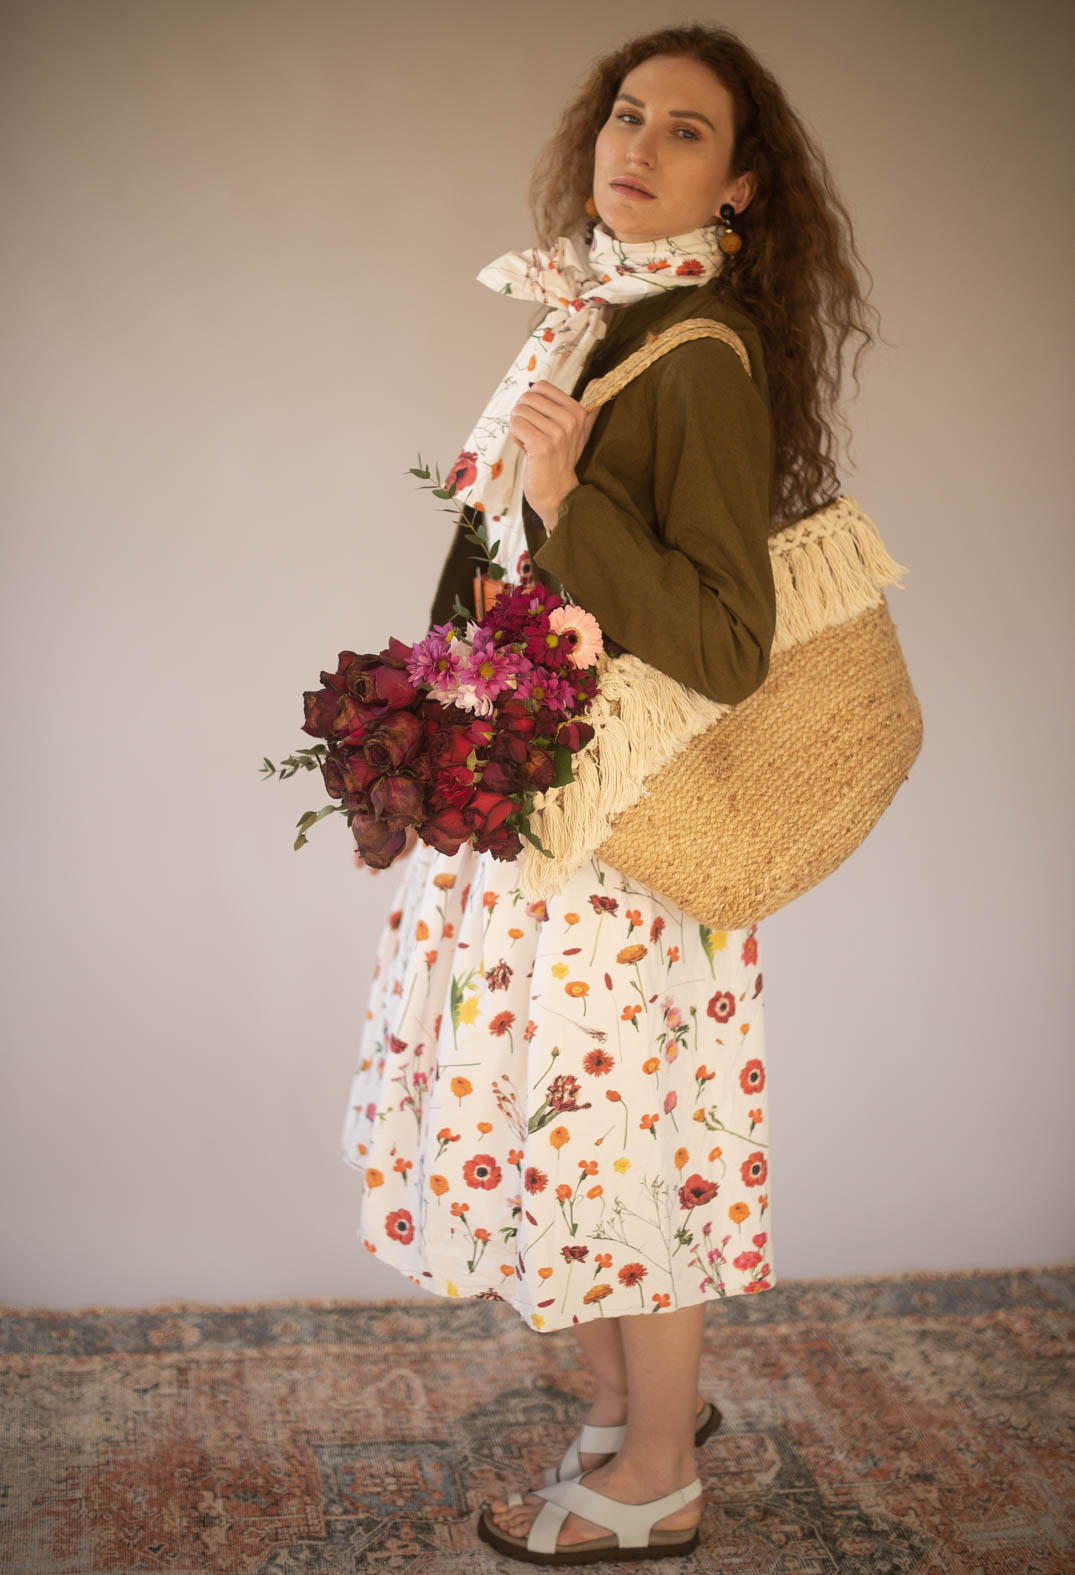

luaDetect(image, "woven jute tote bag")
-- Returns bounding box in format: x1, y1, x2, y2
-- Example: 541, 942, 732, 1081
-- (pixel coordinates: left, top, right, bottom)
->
510, 316, 924, 930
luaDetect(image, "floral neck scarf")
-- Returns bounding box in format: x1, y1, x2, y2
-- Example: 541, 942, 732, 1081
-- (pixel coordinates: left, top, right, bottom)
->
445, 218, 726, 580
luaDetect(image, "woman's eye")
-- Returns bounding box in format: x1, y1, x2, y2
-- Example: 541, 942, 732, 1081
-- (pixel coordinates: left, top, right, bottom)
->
614, 111, 699, 141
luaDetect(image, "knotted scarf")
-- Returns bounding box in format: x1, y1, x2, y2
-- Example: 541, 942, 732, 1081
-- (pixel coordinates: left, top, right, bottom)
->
446, 218, 726, 579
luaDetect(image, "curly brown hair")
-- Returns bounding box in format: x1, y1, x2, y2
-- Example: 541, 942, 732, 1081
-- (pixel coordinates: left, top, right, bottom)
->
527, 22, 884, 529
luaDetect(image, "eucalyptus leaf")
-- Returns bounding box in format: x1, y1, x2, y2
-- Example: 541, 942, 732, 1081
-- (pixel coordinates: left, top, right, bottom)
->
515, 820, 552, 858
551, 744, 576, 789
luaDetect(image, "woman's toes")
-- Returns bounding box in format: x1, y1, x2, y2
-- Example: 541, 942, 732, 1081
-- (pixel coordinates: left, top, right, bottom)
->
488, 1491, 544, 1535
484, 1440, 620, 1542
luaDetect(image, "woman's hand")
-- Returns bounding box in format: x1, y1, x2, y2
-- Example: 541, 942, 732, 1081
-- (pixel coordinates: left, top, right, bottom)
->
510, 380, 598, 531
353, 824, 419, 872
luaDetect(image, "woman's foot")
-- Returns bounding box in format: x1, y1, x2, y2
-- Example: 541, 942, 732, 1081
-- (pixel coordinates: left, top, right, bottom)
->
484, 1458, 703, 1550
486, 1393, 708, 1538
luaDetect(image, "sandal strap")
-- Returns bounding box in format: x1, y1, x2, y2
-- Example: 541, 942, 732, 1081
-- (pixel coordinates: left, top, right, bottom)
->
546, 1420, 628, 1485
544, 1405, 718, 1487
554, 1433, 582, 1483
577, 1421, 628, 1449
528, 1497, 572, 1555
528, 1475, 702, 1553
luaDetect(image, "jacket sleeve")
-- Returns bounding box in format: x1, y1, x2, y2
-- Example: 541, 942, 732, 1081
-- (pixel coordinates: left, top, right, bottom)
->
531, 336, 776, 705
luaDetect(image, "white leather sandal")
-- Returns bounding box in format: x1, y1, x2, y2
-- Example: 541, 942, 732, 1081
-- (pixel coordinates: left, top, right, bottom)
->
538, 1397, 722, 1486
476, 1470, 704, 1565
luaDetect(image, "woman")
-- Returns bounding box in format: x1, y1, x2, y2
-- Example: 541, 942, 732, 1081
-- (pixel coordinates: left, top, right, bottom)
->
341, 22, 878, 1566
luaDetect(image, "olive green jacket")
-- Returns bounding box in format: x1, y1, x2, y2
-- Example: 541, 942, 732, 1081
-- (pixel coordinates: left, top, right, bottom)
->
427, 278, 776, 706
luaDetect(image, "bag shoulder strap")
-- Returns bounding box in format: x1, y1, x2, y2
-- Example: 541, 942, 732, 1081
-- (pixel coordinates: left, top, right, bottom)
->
579, 316, 752, 411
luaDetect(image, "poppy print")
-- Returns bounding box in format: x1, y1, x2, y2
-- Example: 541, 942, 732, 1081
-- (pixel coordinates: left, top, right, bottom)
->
340, 839, 776, 1334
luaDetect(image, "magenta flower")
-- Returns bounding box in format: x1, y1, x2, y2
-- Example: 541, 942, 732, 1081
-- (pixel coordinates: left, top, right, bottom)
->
515, 667, 577, 714
457, 630, 529, 703
405, 622, 465, 689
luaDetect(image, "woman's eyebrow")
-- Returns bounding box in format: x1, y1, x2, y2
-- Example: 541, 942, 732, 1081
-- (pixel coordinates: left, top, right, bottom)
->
614, 91, 716, 133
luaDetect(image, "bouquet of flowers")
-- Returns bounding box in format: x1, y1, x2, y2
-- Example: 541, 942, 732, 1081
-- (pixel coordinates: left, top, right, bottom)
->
261, 579, 608, 870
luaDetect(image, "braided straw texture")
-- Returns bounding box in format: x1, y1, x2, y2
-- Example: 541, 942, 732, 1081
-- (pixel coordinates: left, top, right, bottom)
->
578, 317, 753, 411
516, 319, 923, 926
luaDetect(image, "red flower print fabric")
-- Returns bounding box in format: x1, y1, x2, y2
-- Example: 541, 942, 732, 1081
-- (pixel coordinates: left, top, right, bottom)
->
340, 835, 776, 1334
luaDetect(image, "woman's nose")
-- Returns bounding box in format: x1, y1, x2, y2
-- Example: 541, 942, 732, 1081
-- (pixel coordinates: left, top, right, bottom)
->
627, 136, 656, 165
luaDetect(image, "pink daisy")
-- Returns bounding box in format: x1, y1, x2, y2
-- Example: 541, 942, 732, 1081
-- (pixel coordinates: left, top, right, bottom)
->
548, 604, 604, 668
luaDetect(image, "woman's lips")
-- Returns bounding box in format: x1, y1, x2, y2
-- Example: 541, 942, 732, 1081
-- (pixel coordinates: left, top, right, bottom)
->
609, 181, 655, 200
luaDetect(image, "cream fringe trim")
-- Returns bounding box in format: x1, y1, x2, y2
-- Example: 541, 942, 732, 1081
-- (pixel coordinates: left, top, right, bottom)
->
769, 495, 909, 657
517, 494, 910, 903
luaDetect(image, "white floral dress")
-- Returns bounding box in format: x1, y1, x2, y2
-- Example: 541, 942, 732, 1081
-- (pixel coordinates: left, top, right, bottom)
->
339, 645, 777, 1332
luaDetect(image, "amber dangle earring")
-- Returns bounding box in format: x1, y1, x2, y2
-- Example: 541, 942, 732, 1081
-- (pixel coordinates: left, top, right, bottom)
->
717, 202, 742, 255
584, 195, 599, 241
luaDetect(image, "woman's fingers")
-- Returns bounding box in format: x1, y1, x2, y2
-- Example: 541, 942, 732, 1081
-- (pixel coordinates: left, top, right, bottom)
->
514, 381, 586, 427
509, 383, 593, 455
508, 409, 549, 450
510, 401, 572, 446
511, 381, 599, 521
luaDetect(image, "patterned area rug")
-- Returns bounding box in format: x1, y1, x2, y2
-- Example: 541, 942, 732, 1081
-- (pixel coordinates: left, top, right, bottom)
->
0, 1266, 1072, 1573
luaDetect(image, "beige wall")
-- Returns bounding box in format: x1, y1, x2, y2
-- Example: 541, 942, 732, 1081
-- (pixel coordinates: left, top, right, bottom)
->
2, 0, 1072, 1309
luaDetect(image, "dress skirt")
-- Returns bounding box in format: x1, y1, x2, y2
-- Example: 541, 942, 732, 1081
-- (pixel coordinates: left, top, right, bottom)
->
340, 835, 776, 1334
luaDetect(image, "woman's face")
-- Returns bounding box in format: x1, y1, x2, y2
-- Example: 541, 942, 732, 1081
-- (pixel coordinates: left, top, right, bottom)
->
592, 54, 754, 244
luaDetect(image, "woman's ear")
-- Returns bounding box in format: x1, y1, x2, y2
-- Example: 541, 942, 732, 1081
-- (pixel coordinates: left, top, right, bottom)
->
734, 171, 758, 214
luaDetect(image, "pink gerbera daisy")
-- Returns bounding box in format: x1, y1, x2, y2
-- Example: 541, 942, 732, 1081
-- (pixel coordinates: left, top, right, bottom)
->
548, 604, 604, 668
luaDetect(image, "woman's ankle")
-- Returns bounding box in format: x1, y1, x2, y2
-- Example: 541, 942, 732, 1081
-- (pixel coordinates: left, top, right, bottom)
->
585, 1389, 707, 1423
584, 1384, 630, 1424
602, 1447, 699, 1492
